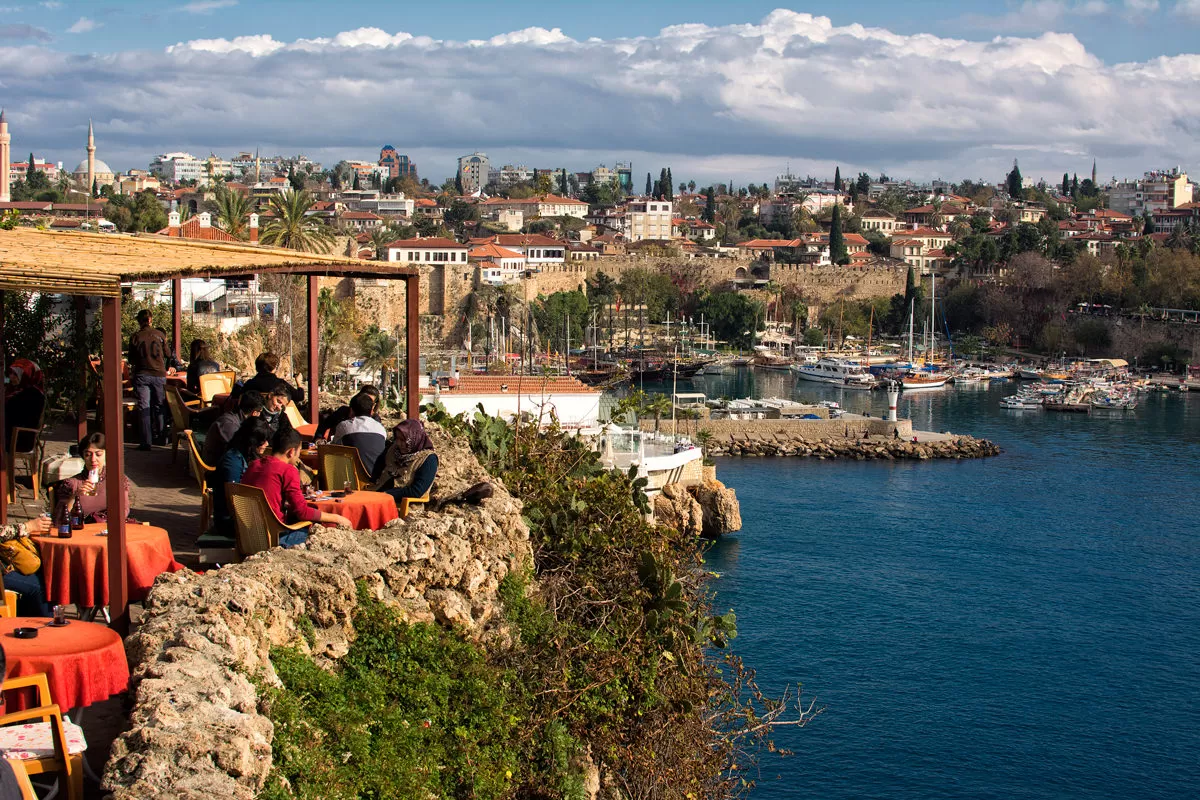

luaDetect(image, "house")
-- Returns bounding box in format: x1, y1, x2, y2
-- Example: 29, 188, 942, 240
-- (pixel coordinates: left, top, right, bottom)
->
625, 199, 673, 241
469, 242, 527, 285
860, 208, 900, 234
468, 233, 565, 267
1075, 232, 1119, 258
889, 238, 952, 274
339, 210, 384, 231
384, 236, 470, 266
413, 198, 443, 219
892, 226, 953, 250
478, 194, 589, 220
843, 232, 869, 254
1011, 203, 1046, 224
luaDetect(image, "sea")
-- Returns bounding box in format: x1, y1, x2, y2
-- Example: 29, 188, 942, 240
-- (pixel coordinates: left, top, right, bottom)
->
641, 370, 1200, 800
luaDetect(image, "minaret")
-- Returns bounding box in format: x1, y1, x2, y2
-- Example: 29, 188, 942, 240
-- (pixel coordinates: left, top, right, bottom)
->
254, 148, 261, 185
0, 109, 10, 203
86, 119, 96, 193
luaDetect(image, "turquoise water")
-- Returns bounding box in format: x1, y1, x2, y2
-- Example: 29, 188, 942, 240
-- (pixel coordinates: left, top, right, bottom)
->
669, 372, 1200, 799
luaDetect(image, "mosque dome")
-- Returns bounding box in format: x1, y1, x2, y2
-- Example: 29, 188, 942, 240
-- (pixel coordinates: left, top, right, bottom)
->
74, 158, 114, 177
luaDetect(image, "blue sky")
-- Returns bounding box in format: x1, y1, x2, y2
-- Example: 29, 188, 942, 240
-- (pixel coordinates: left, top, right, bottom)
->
2, 2, 1199, 184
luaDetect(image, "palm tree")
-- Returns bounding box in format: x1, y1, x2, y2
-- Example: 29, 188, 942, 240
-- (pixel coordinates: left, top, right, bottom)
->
368, 225, 398, 260
260, 189, 334, 252
641, 393, 673, 434
358, 325, 399, 395
213, 186, 252, 240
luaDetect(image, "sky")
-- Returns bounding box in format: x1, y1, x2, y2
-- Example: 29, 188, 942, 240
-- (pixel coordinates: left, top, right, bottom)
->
2, 0, 1200, 186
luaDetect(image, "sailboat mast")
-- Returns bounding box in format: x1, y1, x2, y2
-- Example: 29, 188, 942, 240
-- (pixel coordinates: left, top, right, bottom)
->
908, 299, 915, 365
930, 271, 937, 361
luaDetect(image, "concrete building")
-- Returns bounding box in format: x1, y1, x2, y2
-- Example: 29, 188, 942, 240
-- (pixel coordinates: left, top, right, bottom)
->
625, 199, 673, 241
150, 152, 208, 185
0, 110, 10, 203
378, 145, 417, 181
486, 164, 534, 187
458, 152, 490, 193
1109, 169, 1193, 217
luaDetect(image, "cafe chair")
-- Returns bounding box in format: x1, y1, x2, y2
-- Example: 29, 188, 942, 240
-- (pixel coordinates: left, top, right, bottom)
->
198, 371, 235, 406
0, 570, 17, 617
0, 673, 86, 800
183, 430, 215, 537
4, 759, 38, 800
7, 412, 46, 503
316, 444, 371, 492
399, 489, 431, 519
165, 386, 200, 464
284, 401, 309, 430
225, 483, 309, 559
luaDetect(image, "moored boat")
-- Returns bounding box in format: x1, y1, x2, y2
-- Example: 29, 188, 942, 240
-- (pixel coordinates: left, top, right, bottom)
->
794, 357, 877, 389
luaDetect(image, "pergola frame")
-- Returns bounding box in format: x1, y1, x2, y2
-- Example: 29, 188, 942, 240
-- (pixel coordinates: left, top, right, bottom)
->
0, 229, 419, 632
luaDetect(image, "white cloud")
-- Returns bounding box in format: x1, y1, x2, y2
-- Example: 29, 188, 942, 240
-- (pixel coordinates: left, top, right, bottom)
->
5, 10, 1200, 184
181, 0, 236, 13
66, 16, 97, 33
1173, 0, 1200, 18
1124, 0, 1159, 10
962, 0, 1110, 31
39, 1, 60, 8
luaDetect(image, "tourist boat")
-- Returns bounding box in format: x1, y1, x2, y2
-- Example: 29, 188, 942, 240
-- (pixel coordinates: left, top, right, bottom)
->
899, 371, 949, 391
752, 353, 794, 371
1091, 392, 1138, 410
999, 395, 1041, 409
1018, 367, 1043, 381
794, 357, 876, 389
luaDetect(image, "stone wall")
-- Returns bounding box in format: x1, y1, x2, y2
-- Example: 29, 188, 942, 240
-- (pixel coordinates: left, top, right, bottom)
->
1086, 316, 1200, 363
639, 415, 910, 442
103, 424, 532, 799
526, 263, 590, 297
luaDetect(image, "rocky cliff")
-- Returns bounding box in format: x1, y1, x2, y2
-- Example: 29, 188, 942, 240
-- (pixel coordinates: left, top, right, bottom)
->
103, 424, 532, 800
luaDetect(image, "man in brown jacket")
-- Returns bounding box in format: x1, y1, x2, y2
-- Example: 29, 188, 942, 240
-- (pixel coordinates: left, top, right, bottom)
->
129, 309, 168, 450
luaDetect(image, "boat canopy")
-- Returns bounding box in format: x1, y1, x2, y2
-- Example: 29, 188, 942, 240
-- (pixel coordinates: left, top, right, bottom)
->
1097, 358, 1129, 368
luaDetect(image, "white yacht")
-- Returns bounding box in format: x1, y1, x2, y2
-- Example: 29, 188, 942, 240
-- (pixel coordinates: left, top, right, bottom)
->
794, 357, 876, 389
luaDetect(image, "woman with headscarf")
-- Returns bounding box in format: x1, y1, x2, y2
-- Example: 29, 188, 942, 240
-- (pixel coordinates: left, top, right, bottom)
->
372, 418, 438, 501
5, 358, 46, 453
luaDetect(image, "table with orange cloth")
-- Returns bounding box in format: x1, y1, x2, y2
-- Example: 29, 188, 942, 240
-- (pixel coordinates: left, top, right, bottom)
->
308, 490, 397, 530
33, 523, 184, 608
295, 422, 318, 440
0, 617, 129, 712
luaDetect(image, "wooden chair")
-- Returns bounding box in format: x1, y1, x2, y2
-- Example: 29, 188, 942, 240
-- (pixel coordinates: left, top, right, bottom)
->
316, 444, 371, 492
399, 489, 431, 519
284, 401, 309, 430
165, 386, 201, 463
183, 430, 215, 537
0, 572, 18, 617
6, 420, 45, 503
198, 371, 235, 406
0, 673, 86, 800
225, 483, 308, 559
4, 759, 38, 800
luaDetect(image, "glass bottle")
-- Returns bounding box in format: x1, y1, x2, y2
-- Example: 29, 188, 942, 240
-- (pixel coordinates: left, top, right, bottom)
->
55, 504, 72, 538
69, 494, 84, 531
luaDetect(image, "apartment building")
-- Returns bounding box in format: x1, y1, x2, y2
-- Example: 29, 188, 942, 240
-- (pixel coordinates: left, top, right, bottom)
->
626, 199, 673, 241
1108, 169, 1193, 216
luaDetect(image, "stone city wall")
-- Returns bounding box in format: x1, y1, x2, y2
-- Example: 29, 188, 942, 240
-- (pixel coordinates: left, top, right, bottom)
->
639, 416, 910, 442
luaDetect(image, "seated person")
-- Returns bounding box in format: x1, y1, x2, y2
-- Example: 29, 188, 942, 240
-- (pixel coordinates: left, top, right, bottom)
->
212, 418, 272, 535
261, 383, 296, 438
185, 339, 222, 398
202, 390, 264, 467
333, 392, 388, 479
372, 418, 439, 502
242, 352, 304, 405
5, 358, 46, 453
316, 385, 381, 441
240, 427, 351, 546
0, 516, 52, 617
54, 432, 131, 524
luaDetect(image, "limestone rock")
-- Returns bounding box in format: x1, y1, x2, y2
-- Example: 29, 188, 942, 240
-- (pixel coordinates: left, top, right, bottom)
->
688, 476, 742, 537
652, 482, 703, 537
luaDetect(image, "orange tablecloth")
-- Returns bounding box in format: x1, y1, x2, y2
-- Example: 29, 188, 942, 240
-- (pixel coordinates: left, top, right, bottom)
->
308, 490, 397, 530
295, 422, 318, 440
0, 617, 129, 711
34, 523, 184, 608
165, 374, 187, 387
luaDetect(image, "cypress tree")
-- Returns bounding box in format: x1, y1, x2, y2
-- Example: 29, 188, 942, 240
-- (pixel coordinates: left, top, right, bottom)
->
665, 168, 673, 201
1071, 174, 1079, 197
1144, 213, 1154, 235
559, 168, 568, 196
829, 203, 848, 265
92, 178, 98, 198
1061, 172, 1070, 196
904, 265, 917, 309
645, 172, 652, 197
834, 166, 843, 191
703, 187, 716, 223
659, 168, 668, 199
454, 172, 463, 195
1006, 161, 1023, 199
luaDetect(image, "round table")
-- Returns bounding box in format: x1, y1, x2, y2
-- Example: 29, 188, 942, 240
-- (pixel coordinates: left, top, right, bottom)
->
295, 422, 318, 440
0, 617, 129, 712
308, 490, 398, 530
33, 523, 183, 608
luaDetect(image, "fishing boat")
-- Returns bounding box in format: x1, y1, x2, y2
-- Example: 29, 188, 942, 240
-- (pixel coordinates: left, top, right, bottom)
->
794, 357, 876, 388
900, 371, 949, 391
999, 394, 1041, 409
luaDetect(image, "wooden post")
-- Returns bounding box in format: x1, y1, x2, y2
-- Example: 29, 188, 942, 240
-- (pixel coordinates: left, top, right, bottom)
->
74, 297, 88, 440
102, 295, 130, 634
307, 275, 319, 425
406, 275, 420, 419
171, 278, 182, 364
0, 290, 7, 525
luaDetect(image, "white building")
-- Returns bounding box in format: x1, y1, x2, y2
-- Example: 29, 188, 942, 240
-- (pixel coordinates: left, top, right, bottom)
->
625, 199, 673, 241
353, 193, 416, 218
1108, 168, 1193, 217
150, 152, 208, 184
470, 234, 565, 266
384, 236, 471, 265
486, 164, 534, 187
424, 375, 602, 429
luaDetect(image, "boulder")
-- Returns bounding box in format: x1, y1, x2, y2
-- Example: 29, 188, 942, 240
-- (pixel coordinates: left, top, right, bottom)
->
688, 476, 742, 537
653, 482, 704, 537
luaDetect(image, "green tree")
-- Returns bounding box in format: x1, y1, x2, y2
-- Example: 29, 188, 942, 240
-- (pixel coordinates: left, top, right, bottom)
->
358, 324, 399, 393
665, 168, 674, 201
559, 168, 569, 196
695, 290, 762, 349
533, 290, 589, 354
213, 185, 252, 240
829, 203, 848, 265
1006, 161, 1023, 199
703, 187, 716, 223
287, 166, 304, 192
856, 172, 871, 195
833, 166, 842, 191
444, 199, 479, 231
317, 287, 355, 381
129, 190, 167, 232
1061, 172, 1070, 196
641, 393, 673, 434
802, 327, 825, 347
645, 172, 652, 197
260, 189, 334, 252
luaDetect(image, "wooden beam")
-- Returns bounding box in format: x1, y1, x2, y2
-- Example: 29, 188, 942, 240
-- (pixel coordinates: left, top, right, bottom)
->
0, 291, 7, 525
307, 275, 319, 426
102, 295, 130, 634
171, 278, 182, 363
406, 275, 420, 419
74, 298, 88, 441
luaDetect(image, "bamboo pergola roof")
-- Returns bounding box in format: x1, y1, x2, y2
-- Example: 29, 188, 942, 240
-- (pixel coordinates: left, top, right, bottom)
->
0, 228, 417, 296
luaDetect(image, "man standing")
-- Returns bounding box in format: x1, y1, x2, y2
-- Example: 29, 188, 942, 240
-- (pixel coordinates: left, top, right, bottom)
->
129, 309, 168, 451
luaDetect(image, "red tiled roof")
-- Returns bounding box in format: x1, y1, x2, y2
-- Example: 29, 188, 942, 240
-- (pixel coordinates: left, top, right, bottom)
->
385, 237, 466, 249
50, 202, 108, 211
447, 375, 599, 395
469, 243, 526, 260
342, 211, 382, 220
156, 217, 239, 242
0, 202, 53, 211
843, 233, 869, 245
415, 198, 438, 207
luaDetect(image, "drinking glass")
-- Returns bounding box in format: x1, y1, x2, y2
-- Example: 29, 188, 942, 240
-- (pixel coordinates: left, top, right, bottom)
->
85, 468, 100, 496
343, 481, 354, 496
